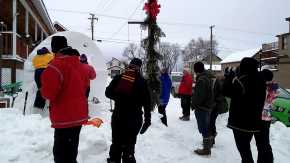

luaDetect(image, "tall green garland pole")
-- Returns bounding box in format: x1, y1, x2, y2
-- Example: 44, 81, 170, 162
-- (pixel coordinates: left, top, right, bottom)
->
143, 0, 164, 110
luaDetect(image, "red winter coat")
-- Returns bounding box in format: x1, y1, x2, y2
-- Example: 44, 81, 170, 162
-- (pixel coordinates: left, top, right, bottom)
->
178, 72, 193, 95
41, 53, 90, 128
81, 64, 96, 86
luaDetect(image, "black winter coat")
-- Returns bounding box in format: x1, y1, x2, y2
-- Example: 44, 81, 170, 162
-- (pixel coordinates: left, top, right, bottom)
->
192, 71, 215, 112
105, 73, 151, 125
223, 73, 266, 132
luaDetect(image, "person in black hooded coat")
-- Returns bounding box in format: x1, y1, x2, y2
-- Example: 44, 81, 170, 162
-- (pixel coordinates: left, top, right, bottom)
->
105, 58, 151, 163
223, 57, 267, 163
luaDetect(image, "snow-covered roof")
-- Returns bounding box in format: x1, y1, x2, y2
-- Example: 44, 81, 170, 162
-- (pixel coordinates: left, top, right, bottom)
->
221, 48, 261, 64
204, 64, 221, 71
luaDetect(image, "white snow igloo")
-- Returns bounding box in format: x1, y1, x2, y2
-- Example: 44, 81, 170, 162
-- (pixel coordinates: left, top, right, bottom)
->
22, 31, 107, 115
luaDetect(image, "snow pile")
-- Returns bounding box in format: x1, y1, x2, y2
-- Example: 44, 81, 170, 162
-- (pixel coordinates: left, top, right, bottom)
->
1, 96, 290, 163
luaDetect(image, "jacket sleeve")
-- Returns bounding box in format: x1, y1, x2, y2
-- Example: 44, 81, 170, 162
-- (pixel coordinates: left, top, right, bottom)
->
105, 75, 121, 100
88, 65, 96, 80
142, 80, 151, 123
40, 64, 62, 102
191, 77, 208, 107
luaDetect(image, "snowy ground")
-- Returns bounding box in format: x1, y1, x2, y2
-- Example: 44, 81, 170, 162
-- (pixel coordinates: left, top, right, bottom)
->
1, 96, 290, 163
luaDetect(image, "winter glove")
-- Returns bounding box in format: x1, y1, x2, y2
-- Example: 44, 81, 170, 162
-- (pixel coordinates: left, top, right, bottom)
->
140, 121, 151, 134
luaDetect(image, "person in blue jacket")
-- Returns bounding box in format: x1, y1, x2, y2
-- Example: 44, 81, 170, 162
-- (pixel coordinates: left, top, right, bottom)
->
158, 68, 172, 126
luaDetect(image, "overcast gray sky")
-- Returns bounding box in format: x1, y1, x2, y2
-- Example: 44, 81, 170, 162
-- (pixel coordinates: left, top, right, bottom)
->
43, 0, 290, 60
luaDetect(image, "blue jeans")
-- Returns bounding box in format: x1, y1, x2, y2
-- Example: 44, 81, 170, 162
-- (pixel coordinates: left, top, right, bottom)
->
195, 109, 211, 138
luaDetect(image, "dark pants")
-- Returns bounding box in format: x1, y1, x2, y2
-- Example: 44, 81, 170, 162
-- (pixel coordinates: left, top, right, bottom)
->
109, 115, 143, 163
85, 87, 90, 98
34, 68, 46, 109
53, 126, 82, 163
208, 108, 219, 136
195, 109, 211, 138
233, 122, 273, 163
158, 104, 167, 117
180, 95, 191, 117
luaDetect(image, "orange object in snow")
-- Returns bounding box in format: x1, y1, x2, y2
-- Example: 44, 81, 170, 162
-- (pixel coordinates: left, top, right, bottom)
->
84, 118, 103, 128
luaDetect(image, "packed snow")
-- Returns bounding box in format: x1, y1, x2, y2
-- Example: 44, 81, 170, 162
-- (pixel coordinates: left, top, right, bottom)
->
1, 94, 290, 163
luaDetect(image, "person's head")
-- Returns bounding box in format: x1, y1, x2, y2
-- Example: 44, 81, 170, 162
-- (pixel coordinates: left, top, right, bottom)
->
193, 62, 205, 74
51, 36, 68, 53
129, 58, 142, 71
80, 54, 88, 64
239, 57, 258, 75
262, 69, 274, 82
37, 47, 49, 55
161, 67, 168, 74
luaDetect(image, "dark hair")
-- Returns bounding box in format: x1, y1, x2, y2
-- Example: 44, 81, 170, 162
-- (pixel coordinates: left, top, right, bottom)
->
262, 69, 273, 82
37, 47, 49, 55
193, 62, 205, 73
51, 36, 68, 53
129, 58, 142, 68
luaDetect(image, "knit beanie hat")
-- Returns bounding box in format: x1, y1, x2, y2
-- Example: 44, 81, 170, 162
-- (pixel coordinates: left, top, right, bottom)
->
129, 58, 142, 68
193, 61, 205, 73
37, 47, 49, 55
80, 54, 88, 63
51, 36, 68, 53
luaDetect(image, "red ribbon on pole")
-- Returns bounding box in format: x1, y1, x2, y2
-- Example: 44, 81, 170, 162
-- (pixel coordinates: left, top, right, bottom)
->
143, 0, 161, 20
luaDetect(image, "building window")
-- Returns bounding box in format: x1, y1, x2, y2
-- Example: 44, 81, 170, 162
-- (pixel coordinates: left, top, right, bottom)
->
282, 36, 288, 50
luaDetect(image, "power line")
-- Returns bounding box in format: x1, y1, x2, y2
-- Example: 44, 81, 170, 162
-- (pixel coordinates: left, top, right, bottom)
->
48, 9, 129, 20
109, 0, 146, 39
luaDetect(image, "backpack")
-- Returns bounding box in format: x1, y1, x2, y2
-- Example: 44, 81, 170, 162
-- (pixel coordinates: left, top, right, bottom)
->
212, 78, 229, 114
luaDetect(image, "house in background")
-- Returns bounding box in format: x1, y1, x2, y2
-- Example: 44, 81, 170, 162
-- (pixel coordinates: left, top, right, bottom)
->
0, 0, 55, 85
275, 17, 290, 88
186, 54, 222, 74
106, 57, 126, 78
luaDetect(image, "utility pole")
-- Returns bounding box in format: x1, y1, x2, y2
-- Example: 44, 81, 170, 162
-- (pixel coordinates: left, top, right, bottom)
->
210, 25, 215, 70
88, 13, 98, 40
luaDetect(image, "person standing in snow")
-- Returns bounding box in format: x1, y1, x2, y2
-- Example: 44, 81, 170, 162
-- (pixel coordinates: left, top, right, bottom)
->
79, 54, 96, 98
178, 67, 193, 121
158, 68, 172, 126
223, 58, 266, 163
208, 75, 228, 147
105, 58, 151, 163
32, 47, 54, 109
41, 36, 90, 163
191, 62, 215, 155
257, 69, 277, 163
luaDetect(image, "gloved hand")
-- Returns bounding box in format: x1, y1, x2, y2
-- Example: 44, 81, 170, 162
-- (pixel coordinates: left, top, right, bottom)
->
140, 121, 151, 134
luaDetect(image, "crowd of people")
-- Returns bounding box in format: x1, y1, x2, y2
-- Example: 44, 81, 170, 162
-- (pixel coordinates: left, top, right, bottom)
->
34, 35, 277, 163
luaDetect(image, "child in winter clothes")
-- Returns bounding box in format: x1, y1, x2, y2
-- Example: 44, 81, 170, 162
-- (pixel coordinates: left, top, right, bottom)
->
32, 47, 54, 109
257, 69, 278, 163
79, 54, 96, 98
158, 68, 172, 126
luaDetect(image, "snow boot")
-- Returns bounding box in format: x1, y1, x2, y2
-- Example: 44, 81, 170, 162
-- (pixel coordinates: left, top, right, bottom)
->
194, 138, 212, 156
209, 132, 217, 148
122, 154, 136, 163
179, 115, 190, 121
160, 116, 168, 126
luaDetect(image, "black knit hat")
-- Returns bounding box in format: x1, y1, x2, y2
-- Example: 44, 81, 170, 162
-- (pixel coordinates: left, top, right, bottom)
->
129, 58, 142, 68
240, 57, 258, 75
37, 47, 49, 55
51, 36, 68, 53
262, 69, 273, 82
193, 61, 205, 73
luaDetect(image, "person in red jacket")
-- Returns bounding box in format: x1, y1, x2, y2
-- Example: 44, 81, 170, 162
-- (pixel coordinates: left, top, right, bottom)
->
178, 68, 193, 121
79, 54, 96, 98
41, 36, 90, 163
